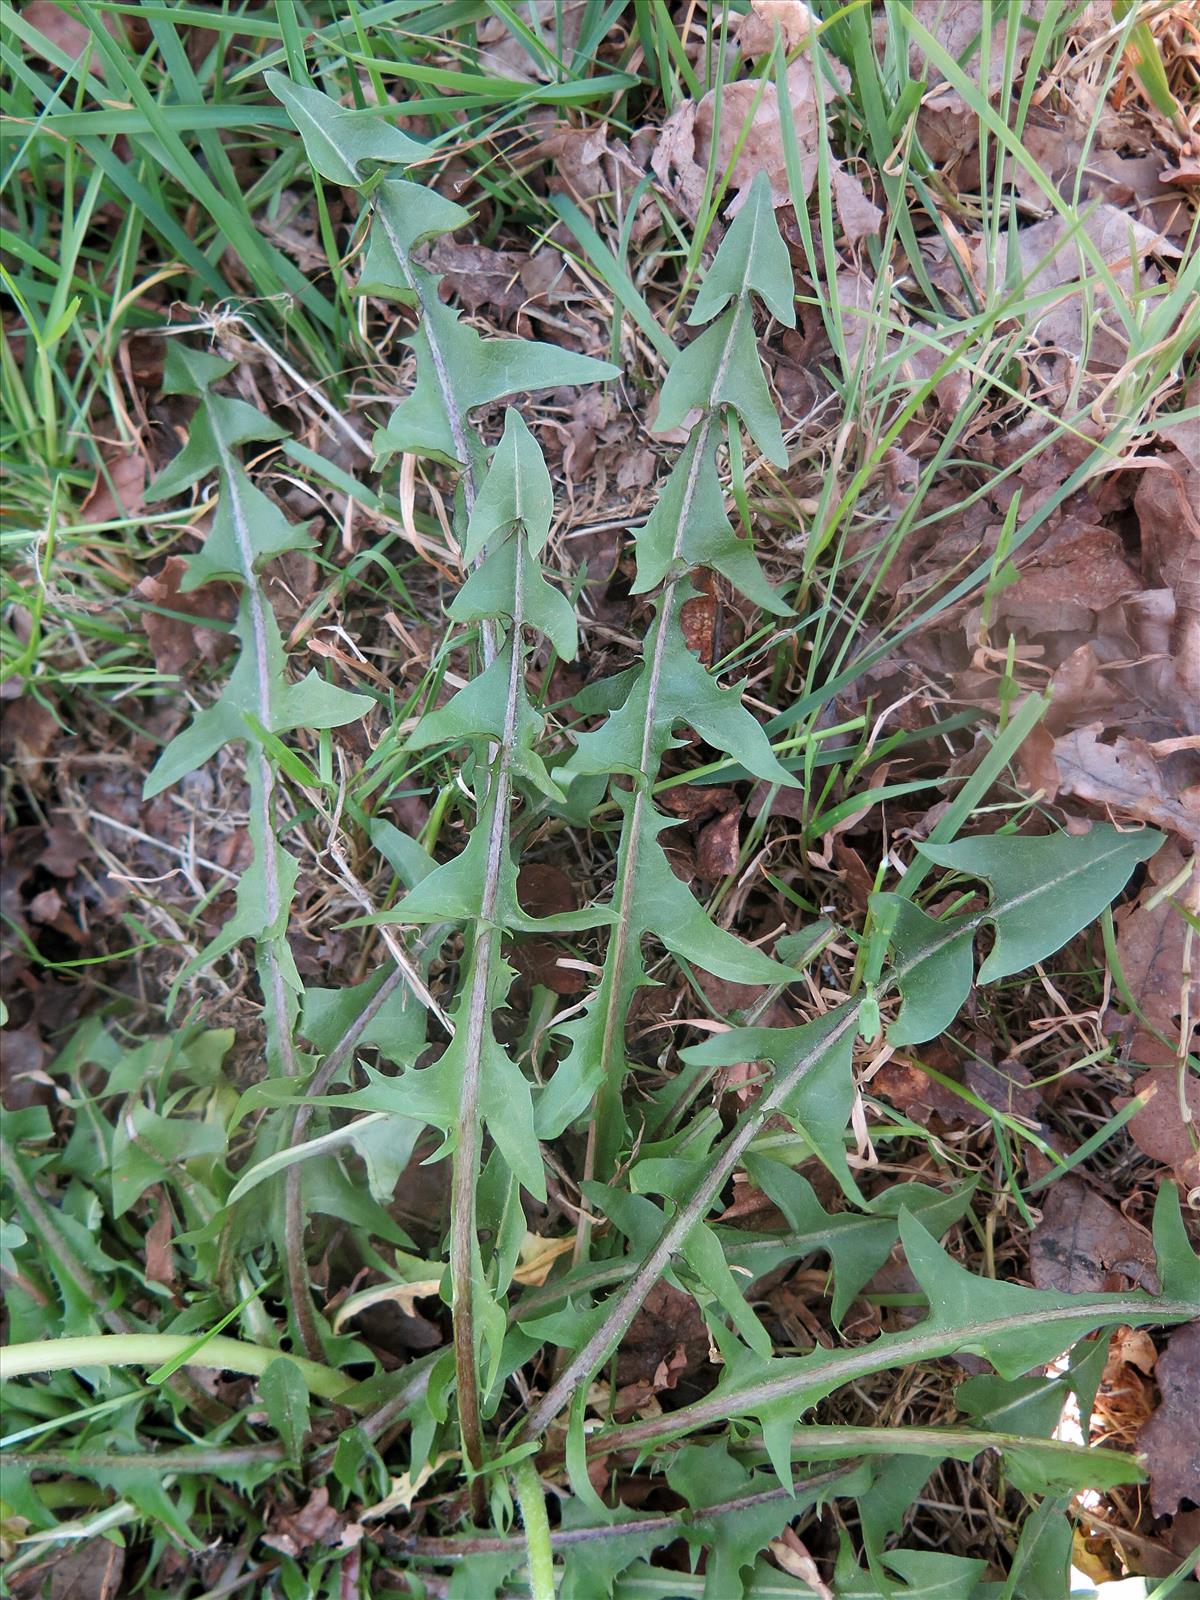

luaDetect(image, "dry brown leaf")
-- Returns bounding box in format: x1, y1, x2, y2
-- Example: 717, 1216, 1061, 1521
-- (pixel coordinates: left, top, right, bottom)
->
476, 0, 585, 80
991, 206, 1174, 384
696, 808, 741, 879
871, 1057, 967, 1126
80, 448, 147, 525
37, 824, 89, 880
998, 519, 1142, 635
0, 695, 60, 785
1048, 727, 1200, 847
534, 122, 651, 235
21, 0, 123, 68
515, 862, 585, 993
964, 1056, 1040, 1122
823, 838, 871, 913
143, 1186, 176, 1290
1108, 1324, 1159, 1377
429, 239, 564, 335
261, 1487, 346, 1558
1094, 1324, 1159, 1444
680, 571, 718, 665
1045, 645, 1123, 735
1029, 1176, 1158, 1295
738, 0, 814, 58
1133, 445, 1200, 722
836, 266, 969, 417
895, 1, 1049, 172
771, 1528, 834, 1599
1126, 1069, 1200, 1189
659, 785, 737, 826
617, 1280, 709, 1389
653, 47, 848, 219
9, 1540, 125, 1600
516, 862, 576, 919
1138, 1322, 1200, 1517
832, 164, 883, 244
1104, 845, 1196, 1066
901, 0, 1049, 97
611, 1340, 691, 1422
1018, 721, 1062, 797
136, 555, 237, 677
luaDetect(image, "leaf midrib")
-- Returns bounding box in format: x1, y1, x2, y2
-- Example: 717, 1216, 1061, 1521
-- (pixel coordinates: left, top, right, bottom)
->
590, 1293, 1196, 1455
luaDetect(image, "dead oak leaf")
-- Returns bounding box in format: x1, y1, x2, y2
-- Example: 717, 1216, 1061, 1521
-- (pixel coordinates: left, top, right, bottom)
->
1103, 846, 1197, 1066
9, 1540, 125, 1600
988, 206, 1175, 385
653, 42, 848, 220
964, 1056, 1041, 1122
515, 862, 585, 994
737, 0, 815, 57
21, 0, 123, 70
1133, 446, 1200, 722
771, 1528, 834, 1599
696, 808, 741, 880
1048, 726, 1200, 848
617, 1280, 710, 1391
832, 164, 883, 244
680, 571, 718, 665
136, 555, 237, 677
80, 447, 147, 525
143, 1186, 176, 1290
998, 520, 1142, 636
36, 824, 89, 880
261, 1488, 346, 1558
871, 1058, 967, 1127
1138, 1321, 1200, 1517
1126, 1069, 1200, 1190
1030, 1176, 1158, 1296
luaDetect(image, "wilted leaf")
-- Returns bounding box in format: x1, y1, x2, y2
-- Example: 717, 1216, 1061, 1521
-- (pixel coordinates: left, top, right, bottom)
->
998, 520, 1142, 636
993, 205, 1174, 381
143, 1189, 175, 1290
1133, 444, 1200, 722
964, 1057, 1040, 1123
832, 165, 883, 244
900, 0, 1049, 167
8, 1540, 125, 1600
21, 0, 123, 67
871, 1057, 968, 1126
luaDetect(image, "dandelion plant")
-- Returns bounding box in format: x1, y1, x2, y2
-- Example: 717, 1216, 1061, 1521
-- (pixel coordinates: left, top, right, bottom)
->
4, 30, 1198, 1600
